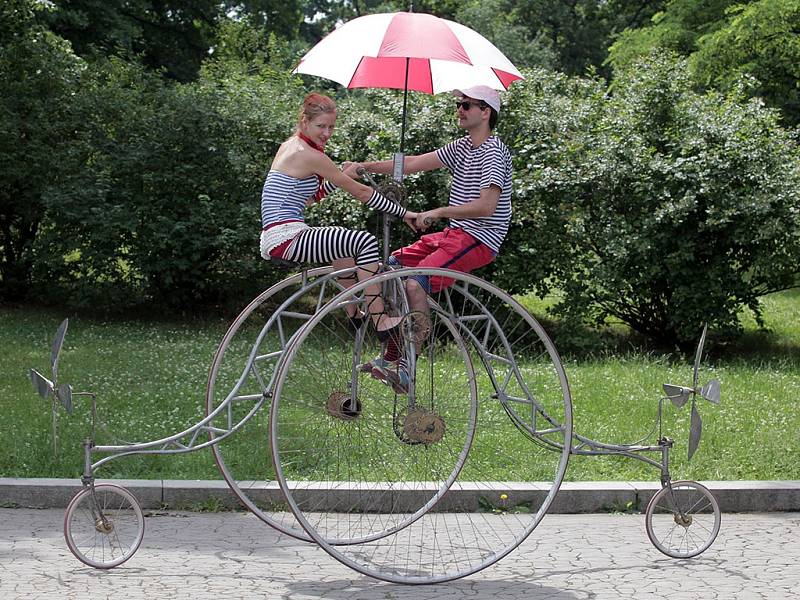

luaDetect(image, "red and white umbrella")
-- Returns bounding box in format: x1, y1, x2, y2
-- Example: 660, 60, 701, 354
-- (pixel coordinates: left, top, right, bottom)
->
293, 11, 523, 258
294, 11, 523, 94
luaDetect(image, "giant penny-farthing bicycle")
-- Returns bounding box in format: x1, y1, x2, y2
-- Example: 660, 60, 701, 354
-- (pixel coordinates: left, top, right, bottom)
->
31, 176, 720, 584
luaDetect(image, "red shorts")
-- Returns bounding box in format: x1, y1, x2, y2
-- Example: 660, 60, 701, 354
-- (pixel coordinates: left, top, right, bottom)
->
391, 228, 495, 293
268, 237, 292, 258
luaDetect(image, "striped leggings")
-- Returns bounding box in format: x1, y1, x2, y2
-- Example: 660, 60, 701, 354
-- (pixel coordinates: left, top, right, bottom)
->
283, 226, 380, 267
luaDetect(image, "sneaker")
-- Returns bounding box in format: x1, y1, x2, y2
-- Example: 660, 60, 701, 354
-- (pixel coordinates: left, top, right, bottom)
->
358, 356, 393, 374
371, 363, 409, 395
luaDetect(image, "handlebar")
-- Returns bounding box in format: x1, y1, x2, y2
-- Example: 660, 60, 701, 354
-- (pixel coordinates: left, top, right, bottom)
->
355, 166, 379, 189
351, 168, 435, 228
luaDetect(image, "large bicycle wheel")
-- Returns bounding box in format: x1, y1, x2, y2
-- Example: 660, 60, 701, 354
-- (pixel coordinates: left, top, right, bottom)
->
207, 265, 368, 540
64, 484, 145, 569
271, 268, 572, 583
270, 268, 478, 545
645, 480, 721, 558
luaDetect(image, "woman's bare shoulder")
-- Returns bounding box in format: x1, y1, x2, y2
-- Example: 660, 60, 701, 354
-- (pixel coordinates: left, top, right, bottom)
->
270, 137, 302, 170
272, 137, 309, 175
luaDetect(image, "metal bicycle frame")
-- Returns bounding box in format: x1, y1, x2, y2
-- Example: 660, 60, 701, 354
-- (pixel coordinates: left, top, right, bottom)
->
417, 275, 680, 496
77, 266, 358, 483
76, 264, 679, 520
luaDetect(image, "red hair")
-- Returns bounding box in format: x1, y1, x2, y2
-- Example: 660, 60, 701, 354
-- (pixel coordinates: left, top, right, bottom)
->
296, 92, 336, 130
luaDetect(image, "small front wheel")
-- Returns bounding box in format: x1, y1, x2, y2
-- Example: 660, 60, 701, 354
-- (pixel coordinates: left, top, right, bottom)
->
64, 483, 145, 568
645, 480, 720, 558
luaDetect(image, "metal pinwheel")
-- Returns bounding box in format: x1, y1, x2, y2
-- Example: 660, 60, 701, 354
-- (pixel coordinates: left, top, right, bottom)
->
662, 324, 722, 459
30, 319, 73, 454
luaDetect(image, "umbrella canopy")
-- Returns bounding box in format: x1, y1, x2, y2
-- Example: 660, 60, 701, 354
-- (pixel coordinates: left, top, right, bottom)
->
292, 11, 523, 259
294, 12, 523, 94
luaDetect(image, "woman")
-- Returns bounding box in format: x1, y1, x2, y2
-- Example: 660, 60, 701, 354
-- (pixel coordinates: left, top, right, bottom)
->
260, 92, 416, 335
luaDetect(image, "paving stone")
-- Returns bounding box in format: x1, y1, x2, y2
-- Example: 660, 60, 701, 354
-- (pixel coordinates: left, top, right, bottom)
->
1, 508, 798, 599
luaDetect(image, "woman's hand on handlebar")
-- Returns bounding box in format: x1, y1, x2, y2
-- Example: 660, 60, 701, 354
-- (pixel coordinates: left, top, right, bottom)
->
342, 161, 362, 179
403, 211, 419, 232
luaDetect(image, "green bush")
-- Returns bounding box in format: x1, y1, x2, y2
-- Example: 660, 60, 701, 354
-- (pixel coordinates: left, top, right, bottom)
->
0, 0, 84, 301
7, 18, 799, 348
32, 57, 304, 311
497, 57, 800, 348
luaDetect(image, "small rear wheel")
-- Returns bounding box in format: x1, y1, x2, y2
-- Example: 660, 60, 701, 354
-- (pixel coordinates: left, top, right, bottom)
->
645, 480, 720, 558
64, 483, 145, 569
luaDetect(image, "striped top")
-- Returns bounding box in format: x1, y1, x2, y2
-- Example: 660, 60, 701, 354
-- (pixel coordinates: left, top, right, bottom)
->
260, 170, 319, 227
435, 135, 512, 253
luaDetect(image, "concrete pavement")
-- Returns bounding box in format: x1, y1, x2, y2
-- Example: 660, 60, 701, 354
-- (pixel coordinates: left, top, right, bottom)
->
1, 507, 798, 599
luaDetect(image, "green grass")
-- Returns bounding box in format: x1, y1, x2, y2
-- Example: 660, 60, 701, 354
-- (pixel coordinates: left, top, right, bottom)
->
2, 289, 798, 482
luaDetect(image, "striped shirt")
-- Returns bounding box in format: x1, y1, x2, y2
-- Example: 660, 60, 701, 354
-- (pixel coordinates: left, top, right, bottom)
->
261, 170, 316, 227
260, 170, 339, 227
260, 170, 340, 257
435, 135, 512, 253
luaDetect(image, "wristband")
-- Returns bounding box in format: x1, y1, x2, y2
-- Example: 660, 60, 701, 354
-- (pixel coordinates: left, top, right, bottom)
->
366, 189, 407, 218
321, 180, 338, 195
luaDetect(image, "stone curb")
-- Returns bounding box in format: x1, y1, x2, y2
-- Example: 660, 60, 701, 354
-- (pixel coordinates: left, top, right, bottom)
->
2, 478, 798, 513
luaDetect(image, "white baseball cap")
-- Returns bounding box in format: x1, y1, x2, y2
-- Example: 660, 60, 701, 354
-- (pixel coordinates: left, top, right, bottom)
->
453, 85, 501, 113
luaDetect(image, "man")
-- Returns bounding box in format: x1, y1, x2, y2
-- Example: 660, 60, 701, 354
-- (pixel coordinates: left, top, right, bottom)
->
347, 84, 513, 393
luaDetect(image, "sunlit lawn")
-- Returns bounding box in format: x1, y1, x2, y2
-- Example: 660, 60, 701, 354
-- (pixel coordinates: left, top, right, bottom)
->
1, 287, 798, 483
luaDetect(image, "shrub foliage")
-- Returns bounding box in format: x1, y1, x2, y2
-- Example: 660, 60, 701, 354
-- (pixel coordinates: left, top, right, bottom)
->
497, 57, 800, 346
2, 13, 799, 346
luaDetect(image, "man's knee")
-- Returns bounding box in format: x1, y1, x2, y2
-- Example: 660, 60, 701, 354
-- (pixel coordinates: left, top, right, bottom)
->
405, 278, 428, 302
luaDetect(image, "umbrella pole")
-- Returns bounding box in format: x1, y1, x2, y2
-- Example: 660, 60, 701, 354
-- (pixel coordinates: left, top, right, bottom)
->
400, 58, 409, 155
383, 58, 411, 262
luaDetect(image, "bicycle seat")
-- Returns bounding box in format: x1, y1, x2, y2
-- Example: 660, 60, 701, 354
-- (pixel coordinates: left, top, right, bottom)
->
269, 257, 305, 270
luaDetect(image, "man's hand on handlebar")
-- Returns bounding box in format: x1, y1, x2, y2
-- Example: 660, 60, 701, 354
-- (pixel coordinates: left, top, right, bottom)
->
416, 210, 439, 231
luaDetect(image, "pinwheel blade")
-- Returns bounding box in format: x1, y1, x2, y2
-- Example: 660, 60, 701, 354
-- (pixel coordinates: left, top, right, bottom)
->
700, 379, 721, 404
692, 323, 708, 389
51, 319, 69, 383
56, 383, 73, 415
688, 400, 703, 460
30, 369, 54, 399
663, 383, 691, 407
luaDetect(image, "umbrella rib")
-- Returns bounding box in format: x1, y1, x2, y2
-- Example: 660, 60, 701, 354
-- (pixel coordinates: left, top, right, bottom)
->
491, 67, 505, 90
348, 56, 366, 88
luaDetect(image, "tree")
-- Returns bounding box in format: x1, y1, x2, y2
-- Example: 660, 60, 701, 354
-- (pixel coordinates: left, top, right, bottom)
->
606, 0, 736, 73
41, 0, 304, 81
455, 0, 558, 70
511, 0, 667, 76
691, 0, 800, 126
209, 15, 307, 75
0, 0, 84, 301
608, 0, 800, 126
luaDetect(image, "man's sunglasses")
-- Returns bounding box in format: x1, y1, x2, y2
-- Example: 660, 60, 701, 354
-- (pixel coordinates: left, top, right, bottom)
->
455, 100, 488, 111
